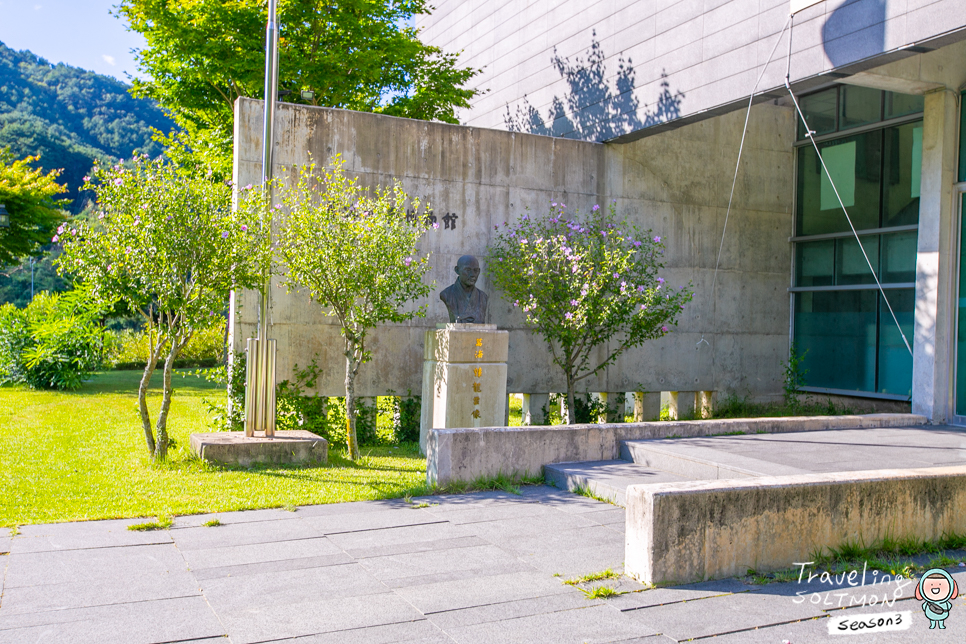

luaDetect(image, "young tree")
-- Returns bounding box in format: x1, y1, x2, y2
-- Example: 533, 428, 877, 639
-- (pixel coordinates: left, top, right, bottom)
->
486, 203, 693, 424
117, 0, 480, 176
58, 156, 269, 461
0, 148, 68, 266
275, 157, 432, 460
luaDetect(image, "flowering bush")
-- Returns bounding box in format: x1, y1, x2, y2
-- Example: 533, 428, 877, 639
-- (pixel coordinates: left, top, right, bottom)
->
486, 202, 692, 423
57, 156, 269, 460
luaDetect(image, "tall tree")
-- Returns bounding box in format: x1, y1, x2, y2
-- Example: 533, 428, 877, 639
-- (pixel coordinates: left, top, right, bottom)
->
0, 148, 68, 266
117, 0, 480, 175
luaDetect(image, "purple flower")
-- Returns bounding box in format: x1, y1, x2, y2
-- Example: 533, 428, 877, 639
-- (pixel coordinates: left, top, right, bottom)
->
133, 219, 140, 226
244, 184, 253, 190
633, 241, 641, 247
565, 312, 573, 320
240, 224, 248, 232
640, 304, 646, 310
571, 266, 579, 273
551, 202, 557, 207
221, 231, 229, 239
404, 257, 413, 267
592, 204, 600, 211
637, 285, 645, 292
98, 213, 105, 220
513, 300, 519, 307
57, 224, 65, 234
113, 178, 123, 185
274, 204, 282, 210
613, 272, 619, 278
51, 234, 59, 242
433, 222, 439, 229
661, 326, 668, 333
657, 277, 665, 284
520, 239, 528, 244
653, 236, 661, 243
561, 204, 566, 208
680, 304, 685, 309
125, 247, 132, 253
570, 299, 578, 306
70, 229, 77, 235
82, 176, 90, 182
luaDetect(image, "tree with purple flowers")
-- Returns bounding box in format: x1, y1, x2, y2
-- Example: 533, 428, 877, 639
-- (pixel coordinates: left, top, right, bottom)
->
486, 203, 692, 424
58, 156, 269, 461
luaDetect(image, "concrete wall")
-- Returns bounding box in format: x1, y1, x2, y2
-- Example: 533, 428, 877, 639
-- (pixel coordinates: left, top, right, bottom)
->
417, 0, 966, 141
231, 97, 796, 399
626, 464, 966, 584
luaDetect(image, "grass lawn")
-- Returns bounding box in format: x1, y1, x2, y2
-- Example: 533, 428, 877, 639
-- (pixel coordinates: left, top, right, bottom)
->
0, 370, 427, 527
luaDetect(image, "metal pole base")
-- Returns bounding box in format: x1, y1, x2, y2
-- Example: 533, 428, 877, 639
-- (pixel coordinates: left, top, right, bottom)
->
245, 337, 277, 437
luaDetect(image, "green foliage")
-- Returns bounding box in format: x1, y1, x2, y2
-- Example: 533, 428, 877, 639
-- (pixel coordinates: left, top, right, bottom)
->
0, 148, 69, 266
708, 392, 855, 420
276, 359, 344, 447
0, 42, 174, 211
562, 569, 620, 586
390, 390, 421, 443
782, 343, 809, 408
487, 203, 692, 423
117, 0, 479, 175
0, 290, 105, 390
195, 350, 247, 432
58, 156, 269, 460
105, 322, 226, 370
276, 156, 433, 460
0, 247, 69, 307
127, 516, 173, 531
202, 518, 221, 527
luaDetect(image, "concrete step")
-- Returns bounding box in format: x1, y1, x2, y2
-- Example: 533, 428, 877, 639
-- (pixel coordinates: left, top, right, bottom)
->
620, 438, 811, 479
544, 460, 692, 506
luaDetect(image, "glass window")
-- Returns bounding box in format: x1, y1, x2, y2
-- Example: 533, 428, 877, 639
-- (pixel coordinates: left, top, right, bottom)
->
798, 87, 837, 140
796, 240, 835, 287
877, 289, 914, 396
957, 195, 966, 414
882, 121, 922, 227
885, 91, 924, 120
960, 91, 966, 183
797, 131, 881, 235
880, 231, 918, 283
795, 290, 877, 392
840, 86, 882, 130
835, 236, 879, 285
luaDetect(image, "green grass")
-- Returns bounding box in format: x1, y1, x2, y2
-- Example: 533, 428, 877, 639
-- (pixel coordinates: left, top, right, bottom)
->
571, 483, 617, 506
202, 519, 222, 527
580, 585, 620, 599
563, 568, 620, 586
0, 370, 430, 527
127, 516, 173, 531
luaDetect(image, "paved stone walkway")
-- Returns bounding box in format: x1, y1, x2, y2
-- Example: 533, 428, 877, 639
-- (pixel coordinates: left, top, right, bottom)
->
2, 485, 966, 643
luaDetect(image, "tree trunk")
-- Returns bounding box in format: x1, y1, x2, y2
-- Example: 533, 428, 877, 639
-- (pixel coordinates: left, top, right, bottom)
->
154, 332, 189, 462
138, 334, 166, 456
566, 374, 577, 425
345, 351, 360, 461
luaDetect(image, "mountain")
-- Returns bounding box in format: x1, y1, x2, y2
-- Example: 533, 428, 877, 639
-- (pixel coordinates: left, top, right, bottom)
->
0, 41, 175, 212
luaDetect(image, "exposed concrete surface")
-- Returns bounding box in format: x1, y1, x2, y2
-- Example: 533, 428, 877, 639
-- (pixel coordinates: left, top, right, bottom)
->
189, 431, 328, 467
5, 489, 966, 642
625, 464, 966, 585
427, 413, 924, 485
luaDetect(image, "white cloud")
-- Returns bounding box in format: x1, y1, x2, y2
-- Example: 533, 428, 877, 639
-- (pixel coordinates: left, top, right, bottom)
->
102, 54, 116, 66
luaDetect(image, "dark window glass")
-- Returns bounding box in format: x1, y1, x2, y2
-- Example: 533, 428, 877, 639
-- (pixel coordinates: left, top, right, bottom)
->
840, 86, 882, 130
957, 195, 966, 413
798, 87, 837, 140
877, 289, 914, 396
797, 131, 882, 235
884, 91, 924, 120
960, 91, 966, 183
882, 121, 922, 227
880, 231, 918, 283
795, 290, 877, 392
835, 235, 879, 285
796, 240, 835, 287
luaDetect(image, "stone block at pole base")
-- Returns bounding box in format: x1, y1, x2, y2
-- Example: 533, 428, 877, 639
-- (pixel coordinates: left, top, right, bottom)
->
190, 431, 328, 467
420, 324, 509, 454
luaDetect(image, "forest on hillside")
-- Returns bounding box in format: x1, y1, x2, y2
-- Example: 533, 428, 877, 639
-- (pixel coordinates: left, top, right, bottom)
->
0, 41, 174, 305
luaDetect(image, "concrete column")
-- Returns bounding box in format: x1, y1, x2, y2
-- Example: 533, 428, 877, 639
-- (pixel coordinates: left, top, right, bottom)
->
605, 392, 625, 423
593, 392, 608, 423
504, 395, 511, 426
697, 391, 714, 419
912, 89, 959, 422
522, 393, 549, 425
664, 391, 696, 420
633, 392, 662, 421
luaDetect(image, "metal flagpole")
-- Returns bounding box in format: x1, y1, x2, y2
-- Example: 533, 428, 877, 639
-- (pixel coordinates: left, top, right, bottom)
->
245, 0, 279, 437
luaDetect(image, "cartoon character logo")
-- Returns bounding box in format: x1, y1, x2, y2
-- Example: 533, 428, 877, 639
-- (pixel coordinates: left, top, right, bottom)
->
915, 568, 959, 629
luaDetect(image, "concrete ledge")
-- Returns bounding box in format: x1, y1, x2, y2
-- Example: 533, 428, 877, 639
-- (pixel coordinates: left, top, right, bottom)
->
426, 414, 925, 485
625, 465, 966, 585
190, 431, 328, 467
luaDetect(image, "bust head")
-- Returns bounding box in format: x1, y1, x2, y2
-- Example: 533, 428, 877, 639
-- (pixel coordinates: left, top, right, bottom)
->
455, 255, 480, 290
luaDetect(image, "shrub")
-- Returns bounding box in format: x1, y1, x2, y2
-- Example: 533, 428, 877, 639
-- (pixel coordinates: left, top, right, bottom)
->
0, 291, 104, 390
391, 391, 420, 443
105, 322, 227, 370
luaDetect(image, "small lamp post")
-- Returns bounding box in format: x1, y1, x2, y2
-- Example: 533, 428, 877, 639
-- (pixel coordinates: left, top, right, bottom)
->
0, 203, 9, 228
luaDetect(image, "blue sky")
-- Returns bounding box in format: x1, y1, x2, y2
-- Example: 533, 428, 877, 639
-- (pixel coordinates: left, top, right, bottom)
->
0, 0, 146, 81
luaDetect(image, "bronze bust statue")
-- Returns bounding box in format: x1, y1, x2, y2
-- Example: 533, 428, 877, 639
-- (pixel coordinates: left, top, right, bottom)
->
439, 255, 488, 324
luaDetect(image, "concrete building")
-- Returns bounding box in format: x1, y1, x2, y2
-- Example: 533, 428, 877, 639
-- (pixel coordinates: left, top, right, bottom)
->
409, 0, 966, 421
231, 0, 966, 423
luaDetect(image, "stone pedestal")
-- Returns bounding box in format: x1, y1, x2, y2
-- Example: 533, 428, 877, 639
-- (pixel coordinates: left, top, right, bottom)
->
420, 324, 509, 454
190, 431, 328, 467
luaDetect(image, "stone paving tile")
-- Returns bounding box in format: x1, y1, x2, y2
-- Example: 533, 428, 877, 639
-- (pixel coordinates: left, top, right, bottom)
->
610, 579, 757, 611
581, 507, 625, 526
293, 497, 413, 517
192, 552, 353, 581
262, 619, 453, 644
171, 507, 302, 527
342, 535, 491, 560
326, 521, 473, 555
442, 604, 662, 644
215, 592, 424, 644
427, 593, 605, 630
200, 562, 388, 609
0, 570, 200, 615
394, 570, 575, 614
300, 506, 449, 534
4, 543, 187, 588
422, 500, 562, 525
357, 544, 535, 585
0, 595, 225, 644
409, 490, 544, 508
515, 486, 619, 513
0, 529, 10, 555
462, 510, 603, 542
491, 525, 626, 577
180, 536, 343, 570
170, 516, 324, 550
626, 588, 831, 641
11, 519, 173, 553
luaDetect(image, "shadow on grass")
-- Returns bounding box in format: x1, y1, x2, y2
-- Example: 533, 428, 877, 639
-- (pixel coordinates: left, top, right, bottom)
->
56, 370, 222, 396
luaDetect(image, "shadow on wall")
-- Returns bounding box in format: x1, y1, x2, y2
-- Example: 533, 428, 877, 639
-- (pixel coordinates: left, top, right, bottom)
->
822, 0, 886, 68
503, 32, 684, 142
